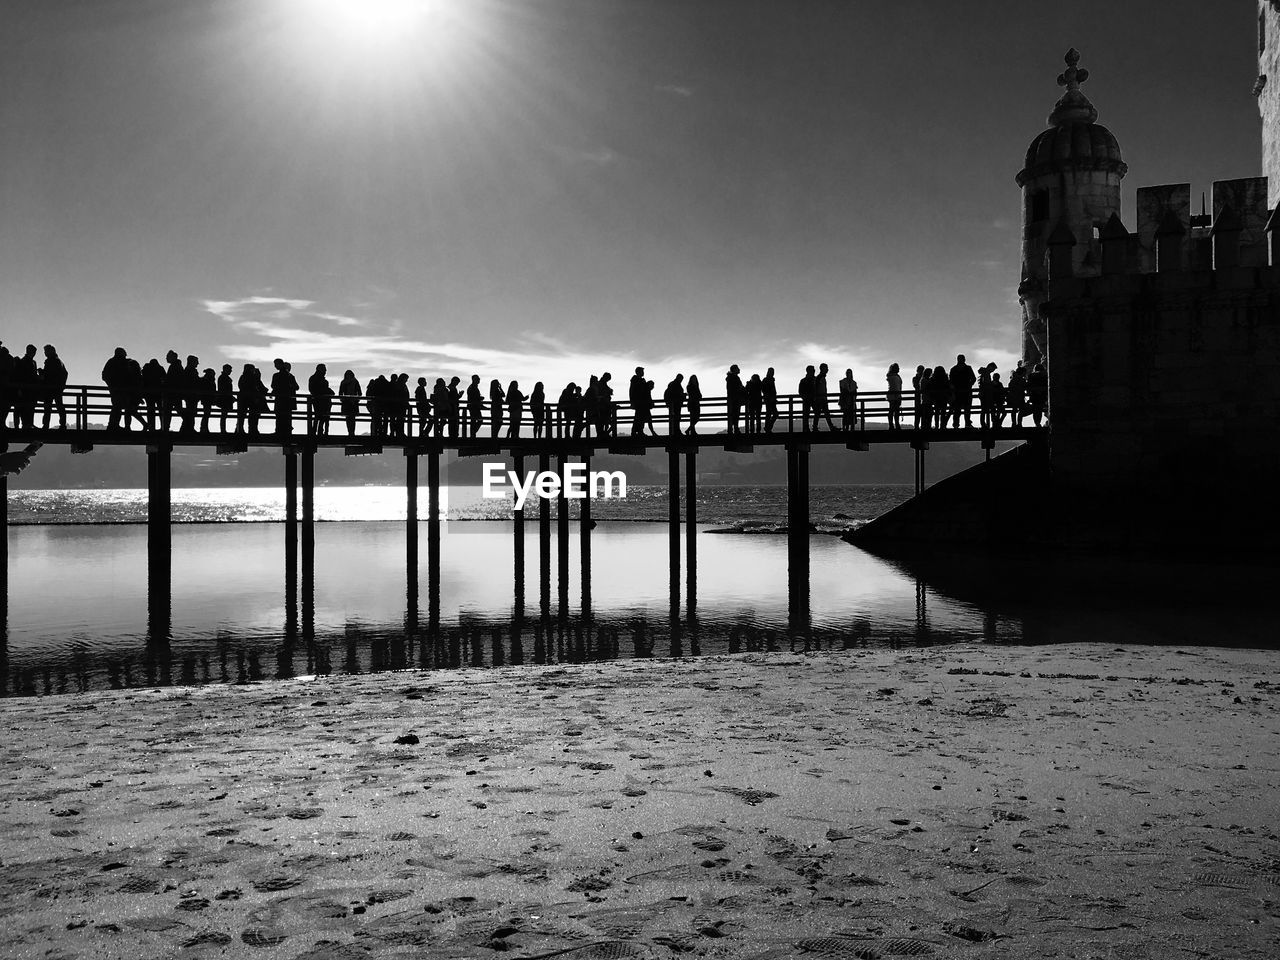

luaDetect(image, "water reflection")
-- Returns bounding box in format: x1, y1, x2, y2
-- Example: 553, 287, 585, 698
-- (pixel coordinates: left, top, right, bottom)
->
4, 520, 1276, 697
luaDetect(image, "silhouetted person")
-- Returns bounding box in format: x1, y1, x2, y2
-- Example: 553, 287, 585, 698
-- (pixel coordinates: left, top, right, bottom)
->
1007, 361, 1027, 426
431, 378, 450, 437
685, 374, 702, 435
557, 382, 578, 437
506, 380, 525, 438
121, 353, 144, 430
216, 364, 234, 432
911, 364, 927, 429
990, 372, 1007, 427
141, 358, 164, 430
977, 362, 996, 428
629, 367, 648, 436
815, 362, 837, 431
391, 373, 411, 438
664, 374, 684, 436
582, 376, 599, 438
236, 364, 256, 434
375, 375, 390, 435
488, 378, 505, 438
40, 345, 68, 429
271, 358, 298, 436
466, 375, 484, 437
447, 376, 462, 437
339, 369, 362, 436
308, 363, 333, 436
762, 367, 778, 432
949, 354, 976, 429
725, 364, 744, 434
0, 342, 13, 429
745, 373, 763, 433
101, 347, 133, 432
530, 382, 546, 438
198, 368, 217, 432
597, 372, 615, 437
838, 368, 858, 430
1027, 361, 1048, 426
886, 362, 903, 430
163, 349, 183, 430
177, 355, 200, 433
415, 377, 432, 435
10, 344, 39, 430
798, 365, 817, 432
929, 365, 950, 429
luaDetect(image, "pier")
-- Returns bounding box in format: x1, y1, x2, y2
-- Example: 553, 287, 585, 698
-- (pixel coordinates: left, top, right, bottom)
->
1, 382, 1044, 664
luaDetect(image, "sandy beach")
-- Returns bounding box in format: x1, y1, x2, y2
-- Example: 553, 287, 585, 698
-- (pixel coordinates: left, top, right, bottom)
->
1, 643, 1277, 959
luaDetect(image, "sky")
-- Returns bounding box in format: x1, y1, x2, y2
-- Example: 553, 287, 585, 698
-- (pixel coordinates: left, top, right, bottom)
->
0, 0, 1261, 394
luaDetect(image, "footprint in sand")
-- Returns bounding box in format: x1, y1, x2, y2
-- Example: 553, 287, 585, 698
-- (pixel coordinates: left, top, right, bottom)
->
180, 930, 232, 948
252, 875, 304, 893
711, 786, 779, 805
240, 927, 288, 948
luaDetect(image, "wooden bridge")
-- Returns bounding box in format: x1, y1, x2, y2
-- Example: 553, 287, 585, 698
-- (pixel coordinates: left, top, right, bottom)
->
1, 381, 1045, 640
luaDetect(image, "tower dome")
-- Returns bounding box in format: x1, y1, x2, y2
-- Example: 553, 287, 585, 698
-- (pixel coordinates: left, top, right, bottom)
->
1018, 123, 1126, 185
1016, 49, 1127, 364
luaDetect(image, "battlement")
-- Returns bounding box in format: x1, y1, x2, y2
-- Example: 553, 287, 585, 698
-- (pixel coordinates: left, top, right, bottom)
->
1041, 176, 1278, 284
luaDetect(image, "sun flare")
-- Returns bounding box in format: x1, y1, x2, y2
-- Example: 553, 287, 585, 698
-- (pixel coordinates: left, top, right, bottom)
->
308, 0, 439, 44
280, 0, 476, 64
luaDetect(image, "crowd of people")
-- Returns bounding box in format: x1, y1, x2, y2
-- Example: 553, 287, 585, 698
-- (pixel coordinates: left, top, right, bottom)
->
0, 340, 1049, 438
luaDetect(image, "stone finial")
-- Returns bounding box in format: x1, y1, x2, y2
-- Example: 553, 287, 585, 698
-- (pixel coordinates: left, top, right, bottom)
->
1057, 48, 1089, 90
1048, 48, 1099, 126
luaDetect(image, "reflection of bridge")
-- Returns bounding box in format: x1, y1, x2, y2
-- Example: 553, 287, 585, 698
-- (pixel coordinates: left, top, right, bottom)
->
1, 382, 1045, 658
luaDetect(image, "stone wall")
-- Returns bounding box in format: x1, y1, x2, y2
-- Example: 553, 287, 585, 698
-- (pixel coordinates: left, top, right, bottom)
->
1258, 2, 1280, 206
1044, 264, 1280, 550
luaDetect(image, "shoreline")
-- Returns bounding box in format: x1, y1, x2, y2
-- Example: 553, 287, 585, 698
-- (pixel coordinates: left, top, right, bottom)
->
2, 643, 1276, 958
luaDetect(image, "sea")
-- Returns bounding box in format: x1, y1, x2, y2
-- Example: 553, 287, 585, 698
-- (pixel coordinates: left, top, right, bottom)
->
2, 485, 1270, 696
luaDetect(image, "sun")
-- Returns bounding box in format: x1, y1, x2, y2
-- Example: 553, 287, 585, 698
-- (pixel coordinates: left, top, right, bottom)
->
282, 0, 473, 61
307, 0, 441, 45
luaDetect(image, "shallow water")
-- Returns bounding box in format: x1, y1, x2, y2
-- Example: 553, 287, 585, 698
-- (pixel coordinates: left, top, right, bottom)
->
3, 486, 1273, 696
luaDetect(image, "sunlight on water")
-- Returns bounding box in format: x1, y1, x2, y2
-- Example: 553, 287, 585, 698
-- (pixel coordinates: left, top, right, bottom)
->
8, 485, 913, 527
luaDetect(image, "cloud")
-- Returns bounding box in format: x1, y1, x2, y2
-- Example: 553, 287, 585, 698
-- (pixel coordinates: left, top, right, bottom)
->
577, 147, 618, 166
202, 294, 896, 392
655, 84, 694, 97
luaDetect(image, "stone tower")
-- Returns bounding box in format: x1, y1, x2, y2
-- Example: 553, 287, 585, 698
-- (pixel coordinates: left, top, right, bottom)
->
1256, 1, 1280, 205
1016, 49, 1127, 364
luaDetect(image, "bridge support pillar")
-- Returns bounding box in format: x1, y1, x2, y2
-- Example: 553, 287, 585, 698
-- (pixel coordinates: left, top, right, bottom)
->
301, 445, 314, 576
147, 443, 171, 577
538, 452, 551, 617
427, 449, 441, 615
556, 455, 570, 617
147, 443, 172, 646
668, 446, 680, 608
1, 473, 7, 597
405, 448, 418, 570
301, 446, 315, 643
513, 454, 525, 603
405, 448, 418, 621
684, 448, 696, 613
579, 455, 591, 621
284, 447, 298, 610
786, 442, 810, 635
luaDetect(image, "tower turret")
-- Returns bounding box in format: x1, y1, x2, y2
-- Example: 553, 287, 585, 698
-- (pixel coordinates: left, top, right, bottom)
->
1016, 49, 1127, 363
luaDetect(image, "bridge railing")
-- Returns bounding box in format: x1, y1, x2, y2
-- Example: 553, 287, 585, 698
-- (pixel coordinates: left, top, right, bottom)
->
1, 382, 1043, 442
